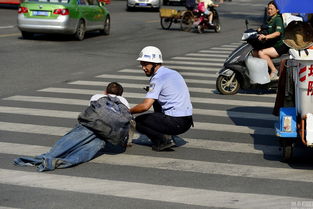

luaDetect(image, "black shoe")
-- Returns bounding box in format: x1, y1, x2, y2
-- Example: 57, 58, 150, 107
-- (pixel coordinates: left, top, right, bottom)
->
152, 135, 173, 151
152, 141, 173, 151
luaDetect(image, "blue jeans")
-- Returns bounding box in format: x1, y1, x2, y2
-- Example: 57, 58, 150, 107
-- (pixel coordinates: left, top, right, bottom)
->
14, 124, 107, 172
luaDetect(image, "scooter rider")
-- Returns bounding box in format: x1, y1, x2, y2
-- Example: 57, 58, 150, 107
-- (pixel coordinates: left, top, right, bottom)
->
130, 46, 193, 151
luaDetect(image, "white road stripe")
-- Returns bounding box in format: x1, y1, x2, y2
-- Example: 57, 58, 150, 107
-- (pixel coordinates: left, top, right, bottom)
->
185, 53, 228, 58
69, 80, 276, 98
92, 155, 313, 183
120, 68, 216, 78
0, 115, 273, 135
95, 74, 214, 84
0, 105, 276, 121
172, 56, 226, 62
0, 207, 21, 209
0, 25, 15, 29
4, 96, 88, 106
0, 133, 279, 155
0, 106, 78, 118
163, 60, 223, 66
211, 47, 238, 51
0, 169, 308, 209
198, 50, 232, 54
0, 122, 69, 136
162, 65, 220, 72
1, 142, 308, 182
38, 89, 275, 107
4, 94, 275, 107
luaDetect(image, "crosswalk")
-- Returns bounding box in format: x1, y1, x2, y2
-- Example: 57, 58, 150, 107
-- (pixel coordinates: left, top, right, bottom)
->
1, 42, 313, 208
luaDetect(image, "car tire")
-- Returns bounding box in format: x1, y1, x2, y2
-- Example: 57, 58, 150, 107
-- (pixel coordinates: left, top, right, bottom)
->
74, 19, 86, 41
100, 16, 110, 35
21, 31, 33, 39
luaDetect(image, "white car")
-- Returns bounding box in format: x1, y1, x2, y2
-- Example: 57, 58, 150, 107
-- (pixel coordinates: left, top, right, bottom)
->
126, 0, 162, 10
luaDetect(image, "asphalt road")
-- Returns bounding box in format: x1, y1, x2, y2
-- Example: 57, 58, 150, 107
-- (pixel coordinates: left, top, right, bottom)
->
1, 0, 313, 209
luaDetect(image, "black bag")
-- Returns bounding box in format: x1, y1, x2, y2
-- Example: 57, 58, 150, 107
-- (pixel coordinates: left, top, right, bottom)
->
78, 95, 132, 146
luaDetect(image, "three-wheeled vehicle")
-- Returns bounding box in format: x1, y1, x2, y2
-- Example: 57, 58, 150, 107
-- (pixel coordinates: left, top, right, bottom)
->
274, 0, 313, 162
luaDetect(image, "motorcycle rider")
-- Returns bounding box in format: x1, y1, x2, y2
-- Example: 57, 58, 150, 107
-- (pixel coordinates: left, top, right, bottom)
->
196, 0, 219, 26
252, 1, 289, 80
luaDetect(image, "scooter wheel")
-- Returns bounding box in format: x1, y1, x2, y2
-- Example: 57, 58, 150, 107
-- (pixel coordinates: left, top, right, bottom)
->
216, 75, 240, 95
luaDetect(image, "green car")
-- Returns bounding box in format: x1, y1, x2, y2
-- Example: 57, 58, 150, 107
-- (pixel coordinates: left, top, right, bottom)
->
17, 0, 110, 40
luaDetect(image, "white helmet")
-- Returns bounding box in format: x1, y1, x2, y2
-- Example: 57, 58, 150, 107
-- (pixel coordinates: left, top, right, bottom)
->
137, 46, 163, 63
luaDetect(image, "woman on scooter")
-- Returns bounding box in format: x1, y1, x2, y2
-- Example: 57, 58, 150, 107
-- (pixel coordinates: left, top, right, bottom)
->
196, 0, 219, 26
252, 1, 289, 80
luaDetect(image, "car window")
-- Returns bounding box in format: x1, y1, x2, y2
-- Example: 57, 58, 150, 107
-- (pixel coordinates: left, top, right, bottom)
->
77, 0, 89, 5
86, 0, 98, 5
24, 0, 70, 3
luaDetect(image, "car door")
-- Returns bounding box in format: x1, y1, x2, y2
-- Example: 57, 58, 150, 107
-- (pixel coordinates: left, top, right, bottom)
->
77, 0, 90, 29
85, 0, 105, 29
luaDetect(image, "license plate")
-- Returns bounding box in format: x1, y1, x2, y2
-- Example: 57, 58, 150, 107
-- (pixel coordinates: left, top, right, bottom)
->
139, 3, 147, 6
33, 11, 49, 16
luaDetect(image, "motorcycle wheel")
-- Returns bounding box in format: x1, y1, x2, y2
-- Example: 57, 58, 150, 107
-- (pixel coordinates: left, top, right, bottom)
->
213, 19, 221, 33
216, 75, 240, 95
161, 17, 172, 30
197, 25, 204, 33
180, 11, 193, 32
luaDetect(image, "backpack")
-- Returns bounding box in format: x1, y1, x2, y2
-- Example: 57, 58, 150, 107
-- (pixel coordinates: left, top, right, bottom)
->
77, 95, 132, 146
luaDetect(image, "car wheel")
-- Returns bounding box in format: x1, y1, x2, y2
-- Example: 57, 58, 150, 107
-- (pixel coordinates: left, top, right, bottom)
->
100, 16, 110, 35
216, 75, 240, 95
74, 19, 85, 41
21, 31, 33, 39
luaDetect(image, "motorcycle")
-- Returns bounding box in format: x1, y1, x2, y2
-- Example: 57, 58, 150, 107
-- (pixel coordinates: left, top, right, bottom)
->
194, 6, 221, 33
215, 20, 284, 95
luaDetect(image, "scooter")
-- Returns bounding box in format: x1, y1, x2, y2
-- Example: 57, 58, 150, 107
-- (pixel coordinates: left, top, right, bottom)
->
215, 21, 284, 95
194, 6, 221, 33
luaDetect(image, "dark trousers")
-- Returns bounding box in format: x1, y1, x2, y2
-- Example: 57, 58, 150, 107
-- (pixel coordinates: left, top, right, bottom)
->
135, 102, 193, 145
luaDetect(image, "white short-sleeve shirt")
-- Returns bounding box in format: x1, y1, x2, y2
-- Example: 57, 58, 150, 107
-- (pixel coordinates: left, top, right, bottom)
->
145, 66, 193, 117
89, 94, 130, 109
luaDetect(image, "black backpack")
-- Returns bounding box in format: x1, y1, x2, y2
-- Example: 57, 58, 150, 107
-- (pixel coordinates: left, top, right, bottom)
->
78, 95, 132, 146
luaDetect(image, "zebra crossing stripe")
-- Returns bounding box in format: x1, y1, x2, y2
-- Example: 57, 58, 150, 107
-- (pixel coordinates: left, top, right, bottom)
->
171, 57, 226, 62
210, 47, 239, 51
185, 53, 228, 58
0, 106, 78, 118
0, 133, 279, 155
198, 50, 232, 54
163, 65, 220, 71
4, 96, 88, 106
0, 169, 308, 209
0, 122, 69, 136
120, 68, 217, 78
0, 105, 276, 121
0, 118, 274, 135
163, 60, 223, 66
95, 74, 214, 84
4, 94, 275, 107
68, 80, 276, 98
